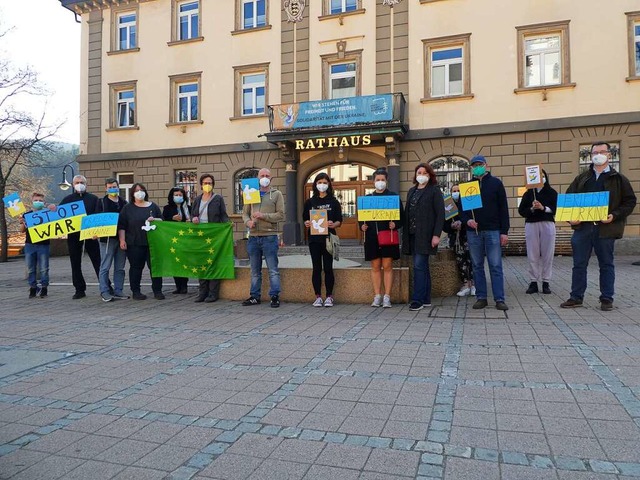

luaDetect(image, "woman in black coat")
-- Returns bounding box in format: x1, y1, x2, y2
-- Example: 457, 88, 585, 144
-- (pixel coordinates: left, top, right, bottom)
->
162, 187, 191, 294
402, 163, 445, 311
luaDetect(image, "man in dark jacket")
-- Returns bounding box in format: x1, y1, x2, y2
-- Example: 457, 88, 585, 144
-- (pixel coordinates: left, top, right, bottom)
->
560, 142, 637, 311
461, 155, 510, 311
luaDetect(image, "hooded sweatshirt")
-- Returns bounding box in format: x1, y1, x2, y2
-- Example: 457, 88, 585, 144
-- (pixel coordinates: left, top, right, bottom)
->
242, 188, 285, 236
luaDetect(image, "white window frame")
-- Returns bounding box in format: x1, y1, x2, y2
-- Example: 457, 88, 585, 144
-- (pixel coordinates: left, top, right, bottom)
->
117, 11, 137, 50
431, 47, 463, 97
116, 89, 135, 128
242, 0, 266, 29
330, 0, 357, 15
117, 173, 134, 202
178, 1, 199, 41
329, 62, 357, 99
524, 34, 561, 88
177, 82, 199, 122
241, 73, 266, 116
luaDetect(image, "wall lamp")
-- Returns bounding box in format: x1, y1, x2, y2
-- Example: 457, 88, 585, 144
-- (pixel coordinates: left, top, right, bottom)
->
59, 163, 75, 191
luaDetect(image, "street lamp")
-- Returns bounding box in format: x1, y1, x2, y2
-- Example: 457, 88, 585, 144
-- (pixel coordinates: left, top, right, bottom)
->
59, 163, 75, 190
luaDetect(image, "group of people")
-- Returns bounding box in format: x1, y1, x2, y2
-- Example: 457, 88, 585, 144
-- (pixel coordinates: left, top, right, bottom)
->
20, 142, 636, 311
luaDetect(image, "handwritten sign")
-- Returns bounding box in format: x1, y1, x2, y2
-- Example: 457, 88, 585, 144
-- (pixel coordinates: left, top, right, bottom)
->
459, 181, 482, 211
525, 165, 543, 189
23, 201, 86, 228
241, 178, 260, 205
357, 195, 400, 221
444, 195, 459, 220
29, 216, 84, 243
309, 209, 328, 235
80, 213, 119, 240
3, 192, 26, 217
555, 192, 609, 222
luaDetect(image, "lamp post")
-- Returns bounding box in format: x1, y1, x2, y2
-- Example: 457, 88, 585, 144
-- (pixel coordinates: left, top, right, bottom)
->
59, 163, 75, 191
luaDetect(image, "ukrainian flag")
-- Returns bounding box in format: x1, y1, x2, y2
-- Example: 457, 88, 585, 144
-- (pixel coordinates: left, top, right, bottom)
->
556, 192, 609, 222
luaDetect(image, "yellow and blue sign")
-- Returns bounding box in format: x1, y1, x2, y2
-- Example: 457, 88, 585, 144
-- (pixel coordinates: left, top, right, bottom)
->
459, 180, 482, 211
556, 192, 609, 222
241, 178, 260, 205
24, 201, 86, 243
80, 213, 119, 240
3, 192, 26, 217
357, 195, 400, 221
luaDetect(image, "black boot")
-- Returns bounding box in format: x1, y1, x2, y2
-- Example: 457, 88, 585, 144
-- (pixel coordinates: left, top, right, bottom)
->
542, 282, 551, 294
526, 282, 538, 294
40, 287, 48, 297
29, 287, 37, 298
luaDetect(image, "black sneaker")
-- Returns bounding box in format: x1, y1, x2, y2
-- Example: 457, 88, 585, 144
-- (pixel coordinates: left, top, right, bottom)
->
495, 301, 509, 311
29, 287, 37, 298
242, 297, 260, 306
542, 282, 551, 294
194, 295, 207, 303
132, 292, 147, 300
101, 294, 113, 303
113, 293, 129, 300
72, 292, 86, 300
39, 287, 48, 298
154, 292, 165, 300
560, 298, 582, 308
409, 301, 423, 311
270, 295, 280, 308
526, 282, 538, 294
600, 299, 613, 311
472, 299, 488, 309
204, 295, 218, 303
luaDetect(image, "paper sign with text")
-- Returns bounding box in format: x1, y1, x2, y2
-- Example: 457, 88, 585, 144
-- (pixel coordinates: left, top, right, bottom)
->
357, 195, 400, 221
29, 216, 84, 243
309, 209, 328, 235
459, 181, 482, 211
241, 178, 261, 205
80, 213, 119, 240
3, 192, 26, 217
444, 195, 459, 220
555, 192, 609, 222
23, 201, 86, 228
525, 165, 543, 189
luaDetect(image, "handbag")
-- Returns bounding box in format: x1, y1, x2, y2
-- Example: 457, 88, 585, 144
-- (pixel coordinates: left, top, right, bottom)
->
376, 224, 399, 247
326, 233, 340, 261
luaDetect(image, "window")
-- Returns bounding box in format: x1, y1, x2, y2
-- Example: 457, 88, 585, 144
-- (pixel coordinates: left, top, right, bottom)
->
117, 12, 136, 50
422, 34, 472, 101
429, 156, 470, 194
234, 168, 259, 213
579, 143, 620, 173
516, 21, 572, 90
330, 63, 356, 99
175, 170, 198, 203
178, 83, 198, 122
322, 51, 362, 99
170, 0, 202, 43
330, 0, 357, 15
627, 12, 640, 80
242, 0, 266, 29
233, 64, 269, 118
109, 82, 137, 129
117, 173, 134, 202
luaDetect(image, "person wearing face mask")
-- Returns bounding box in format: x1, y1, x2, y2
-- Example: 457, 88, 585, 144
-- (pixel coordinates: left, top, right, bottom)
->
190, 174, 230, 302
163, 186, 193, 296
60, 174, 102, 300
118, 183, 164, 300
20, 193, 55, 298
518, 170, 558, 295
242, 168, 285, 308
460, 155, 510, 311
303, 172, 343, 307
560, 142, 637, 311
402, 163, 445, 311
442, 184, 475, 297
360, 168, 404, 308
96, 178, 128, 302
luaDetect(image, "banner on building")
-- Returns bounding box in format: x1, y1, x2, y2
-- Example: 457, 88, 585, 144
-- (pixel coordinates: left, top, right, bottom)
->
459, 181, 482, 211
271, 94, 393, 130
3, 192, 26, 217
148, 221, 235, 280
357, 195, 400, 221
555, 192, 609, 222
79, 213, 119, 240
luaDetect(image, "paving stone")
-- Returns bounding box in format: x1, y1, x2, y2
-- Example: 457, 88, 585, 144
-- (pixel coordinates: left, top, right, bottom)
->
589, 460, 619, 474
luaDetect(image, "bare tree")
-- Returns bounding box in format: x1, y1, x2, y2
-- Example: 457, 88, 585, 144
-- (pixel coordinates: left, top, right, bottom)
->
0, 29, 64, 262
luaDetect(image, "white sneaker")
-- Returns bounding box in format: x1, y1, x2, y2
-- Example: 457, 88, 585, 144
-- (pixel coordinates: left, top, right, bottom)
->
470, 286, 476, 296
324, 297, 334, 307
371, 294, 382, 307
382, 295, 392, 308
313, 297, 324, 307
456, 286, 471, 297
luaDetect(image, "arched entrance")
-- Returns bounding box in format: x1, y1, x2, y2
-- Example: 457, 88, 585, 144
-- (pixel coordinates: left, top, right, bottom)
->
304, 163, 376, 241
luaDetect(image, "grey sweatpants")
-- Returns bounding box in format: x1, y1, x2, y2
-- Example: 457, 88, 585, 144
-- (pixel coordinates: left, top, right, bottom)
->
525, 221, 556, 282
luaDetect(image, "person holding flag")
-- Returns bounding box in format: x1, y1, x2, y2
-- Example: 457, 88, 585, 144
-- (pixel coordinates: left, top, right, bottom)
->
460, 155, 510, 311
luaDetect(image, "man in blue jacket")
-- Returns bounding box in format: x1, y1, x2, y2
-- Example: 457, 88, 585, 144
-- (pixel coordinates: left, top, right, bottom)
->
461, 155, 510, 311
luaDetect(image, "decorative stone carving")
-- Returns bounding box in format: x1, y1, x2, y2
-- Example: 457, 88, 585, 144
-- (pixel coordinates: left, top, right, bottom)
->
284, 0, 305, 23
382, 0, 403, 6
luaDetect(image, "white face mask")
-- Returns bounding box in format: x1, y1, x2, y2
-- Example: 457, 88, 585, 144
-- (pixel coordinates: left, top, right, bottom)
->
416, 175, 429, 185
592, 154, 608, 166
374, 181, 387, 191
259, 177, 271, 188
316, 183, 329, 193
451, 192, 460, 201
74, 183, 86, 193
134, 191, 146, 201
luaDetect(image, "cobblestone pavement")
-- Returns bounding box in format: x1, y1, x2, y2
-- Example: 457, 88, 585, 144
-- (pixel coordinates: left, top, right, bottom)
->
0, 255, 639, 479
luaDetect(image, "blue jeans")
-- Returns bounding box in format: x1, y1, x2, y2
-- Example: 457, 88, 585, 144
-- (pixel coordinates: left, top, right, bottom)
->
412, 253, 431, 305
467, 230, 505, 302
99, 239, 126, 296
24, 243, 50, 287
247, 235, 280, 298
570, 224, 615, 302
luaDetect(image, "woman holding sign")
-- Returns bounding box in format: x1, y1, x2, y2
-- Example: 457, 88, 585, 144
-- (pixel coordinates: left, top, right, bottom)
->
303, 172, 342, 307
518, 169, 558, 295
360, 168, 404, 308
163, 187, 192, 295
402, 163, 445, 311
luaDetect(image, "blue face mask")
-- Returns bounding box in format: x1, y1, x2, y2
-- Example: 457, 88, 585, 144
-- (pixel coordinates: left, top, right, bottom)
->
32, 201, 45, 210
472, 165, 486, 177
173, 196, 184, 204
451, 192, 460, 201
107, 187, 119, 196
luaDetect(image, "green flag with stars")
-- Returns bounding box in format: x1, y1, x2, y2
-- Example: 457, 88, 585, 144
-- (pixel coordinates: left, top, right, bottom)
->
148, 221, 235, 279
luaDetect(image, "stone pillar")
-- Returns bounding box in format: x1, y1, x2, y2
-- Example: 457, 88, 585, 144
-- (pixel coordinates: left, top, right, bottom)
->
283, 156, 301, 246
